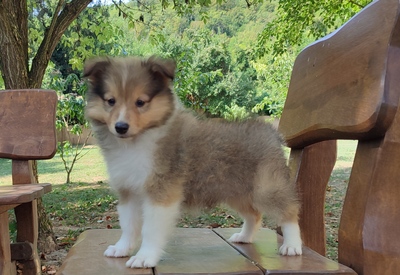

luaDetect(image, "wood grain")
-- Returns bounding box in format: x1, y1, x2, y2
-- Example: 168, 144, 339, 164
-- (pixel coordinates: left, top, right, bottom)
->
58, 229, 153, 275
339, 94, 400, 274
10, 242, 34, 261
279, 0, 400, 149
0, 211, 15, 275
0, 89, 57, 159
0, 184, 51, 205
155, 228, 262, 275
12, 160, 36, 185
277, 0, 400, 273
288, 140, 337, 255
0, 89, 57, 274
214, 228, 356, 275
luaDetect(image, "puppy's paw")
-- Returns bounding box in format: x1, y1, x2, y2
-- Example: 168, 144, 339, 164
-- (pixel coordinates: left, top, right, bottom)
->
280, 221, 302, 256
126, 253, 158, 268
228, 232, 253, 243
104, 244, 130, 258
279, 243, 302, 256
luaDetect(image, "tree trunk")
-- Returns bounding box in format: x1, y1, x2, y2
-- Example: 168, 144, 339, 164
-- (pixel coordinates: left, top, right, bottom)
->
0, 0, 92, 256
0, 1, 29, 89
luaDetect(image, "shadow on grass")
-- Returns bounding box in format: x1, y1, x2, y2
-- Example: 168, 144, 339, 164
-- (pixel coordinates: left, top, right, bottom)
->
330, 166, 353, 185
43, 181, 118, 227
0, 158, 64, 178
325, 165, 352, 261
0, 147, 100, 179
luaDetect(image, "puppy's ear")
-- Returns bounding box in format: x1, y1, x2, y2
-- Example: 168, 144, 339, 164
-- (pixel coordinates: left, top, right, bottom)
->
146, 56, 176, 81
83, 58, 111, 84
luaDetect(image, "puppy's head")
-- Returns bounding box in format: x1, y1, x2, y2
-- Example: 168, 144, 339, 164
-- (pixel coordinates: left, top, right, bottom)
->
84, 56, 176, 138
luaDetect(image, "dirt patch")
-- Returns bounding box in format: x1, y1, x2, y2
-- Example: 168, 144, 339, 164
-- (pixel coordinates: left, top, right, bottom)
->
40, 210, 119, 274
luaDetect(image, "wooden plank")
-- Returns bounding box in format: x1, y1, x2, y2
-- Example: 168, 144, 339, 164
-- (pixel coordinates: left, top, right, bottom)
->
279, 0, 400, 148
214, 228, 356, 275
10, 242, 34, 261
57, 229, 152, 275
288, 140, 337, 255
14, 200, 40, 275
0, 204, 19, 213
0, 89, 57, 160
339, 83, 400, 274
155, 228, 262, 275
0, 184, 51, 205
12, 160, 36, 185
0, 211, 14, 275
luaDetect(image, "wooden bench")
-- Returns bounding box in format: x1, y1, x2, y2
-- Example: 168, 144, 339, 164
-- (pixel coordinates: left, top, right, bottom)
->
0, 89, 57, 275
64, 0, 400, 274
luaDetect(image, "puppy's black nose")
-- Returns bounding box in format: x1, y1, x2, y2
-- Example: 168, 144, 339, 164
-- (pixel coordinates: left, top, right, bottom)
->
115, 122, 129, 134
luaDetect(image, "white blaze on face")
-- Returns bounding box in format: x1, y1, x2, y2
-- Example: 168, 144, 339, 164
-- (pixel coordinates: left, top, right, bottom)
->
110, 105, 128, 136
117, 106, 127, 123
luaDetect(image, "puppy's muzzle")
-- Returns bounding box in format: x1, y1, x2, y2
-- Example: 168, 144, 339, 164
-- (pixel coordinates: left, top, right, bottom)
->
115, 122, 129, 135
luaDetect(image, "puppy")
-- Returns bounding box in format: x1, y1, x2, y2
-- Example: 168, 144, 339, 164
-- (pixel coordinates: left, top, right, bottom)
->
83, 56, 302, 268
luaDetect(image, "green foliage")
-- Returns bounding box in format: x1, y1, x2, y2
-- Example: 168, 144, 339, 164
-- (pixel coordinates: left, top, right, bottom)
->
57, 5, 127, 71
252, 52, 295, 117
35, 0, 373, 120
256, 0, 373, 56
44, 65, 91, 183
0, 74, 4, 89
153, 28, 261, 119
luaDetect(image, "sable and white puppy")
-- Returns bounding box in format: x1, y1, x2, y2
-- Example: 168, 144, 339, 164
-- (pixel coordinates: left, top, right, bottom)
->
84, 56, 302, 269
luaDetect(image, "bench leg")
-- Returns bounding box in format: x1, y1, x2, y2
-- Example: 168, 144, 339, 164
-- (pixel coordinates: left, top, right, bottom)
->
0, 211, 16, 275
340, 103, 400, 274
289, 140, 337, 256
12, 160, 41, 275
14, 201, 40, 275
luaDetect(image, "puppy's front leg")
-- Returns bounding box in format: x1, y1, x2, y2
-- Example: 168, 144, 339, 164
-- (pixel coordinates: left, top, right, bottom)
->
104, 198, 142, 257
126, 198, 180, 268
279, 221, 302, 256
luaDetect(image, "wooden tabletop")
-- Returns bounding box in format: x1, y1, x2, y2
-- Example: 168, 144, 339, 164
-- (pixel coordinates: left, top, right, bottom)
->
58, 228, 356, 275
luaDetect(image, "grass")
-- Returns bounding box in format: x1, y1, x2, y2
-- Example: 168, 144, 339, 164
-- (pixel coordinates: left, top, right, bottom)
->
0, 146, 107, 185
1, 140, 357, 263
325, 140, 356, 260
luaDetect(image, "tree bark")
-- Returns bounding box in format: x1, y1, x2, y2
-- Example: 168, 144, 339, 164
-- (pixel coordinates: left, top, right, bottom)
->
0, 1, 29, 89
0, 0, 91, 257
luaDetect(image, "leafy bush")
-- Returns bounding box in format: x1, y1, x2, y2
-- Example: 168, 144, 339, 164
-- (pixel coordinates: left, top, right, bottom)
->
44, 68, 91, 183
154, 28, 260, 119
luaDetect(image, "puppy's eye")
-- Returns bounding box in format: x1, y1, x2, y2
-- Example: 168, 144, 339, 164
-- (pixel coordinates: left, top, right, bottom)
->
107, 98, 116, 106
136, 99, 145, 107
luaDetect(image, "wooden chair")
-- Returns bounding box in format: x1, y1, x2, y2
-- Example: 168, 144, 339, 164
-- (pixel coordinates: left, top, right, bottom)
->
0, 90, 57, 275
59, 0, 400, 274
279, 0, 400, 273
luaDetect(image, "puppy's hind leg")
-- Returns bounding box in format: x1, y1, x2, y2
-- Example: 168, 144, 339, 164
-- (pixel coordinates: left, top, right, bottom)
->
228, 203, 262, 243
253, 165, 302, 255
104, 196, 142, 258
278, 205, 302, 256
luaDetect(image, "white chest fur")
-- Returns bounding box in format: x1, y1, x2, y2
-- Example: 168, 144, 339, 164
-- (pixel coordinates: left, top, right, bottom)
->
101, 128, 166, 193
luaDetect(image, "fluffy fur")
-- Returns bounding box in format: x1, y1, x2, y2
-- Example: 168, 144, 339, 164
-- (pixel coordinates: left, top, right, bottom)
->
84, 56, 302, 268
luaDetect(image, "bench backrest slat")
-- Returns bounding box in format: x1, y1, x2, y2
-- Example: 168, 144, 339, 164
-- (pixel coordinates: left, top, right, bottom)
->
0, 89, 58, 160
279, 0, 400, 149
